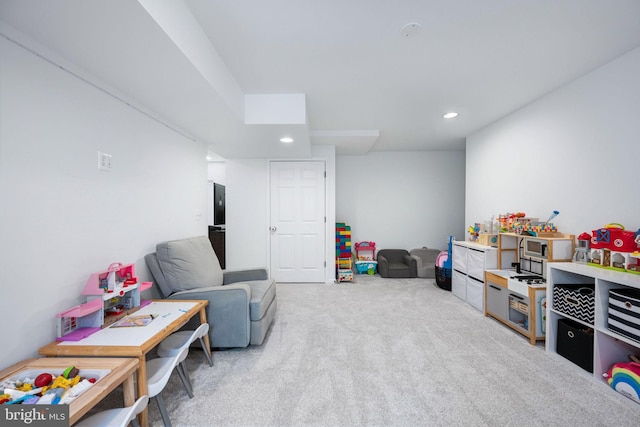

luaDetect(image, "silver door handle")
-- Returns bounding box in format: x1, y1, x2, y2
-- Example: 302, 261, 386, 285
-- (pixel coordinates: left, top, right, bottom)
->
270, 226, 277, 232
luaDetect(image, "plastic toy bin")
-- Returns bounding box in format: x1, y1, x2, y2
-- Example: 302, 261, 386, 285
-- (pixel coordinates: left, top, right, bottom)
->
355, 260, 377, 274
1, 368, 111, 403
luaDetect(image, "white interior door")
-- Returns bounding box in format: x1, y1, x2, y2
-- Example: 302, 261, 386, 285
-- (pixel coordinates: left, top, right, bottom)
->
270, 161, 325, 282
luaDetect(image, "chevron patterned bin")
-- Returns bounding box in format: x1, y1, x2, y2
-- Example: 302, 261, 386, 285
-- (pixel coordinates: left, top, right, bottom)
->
553, 284, 595, 325
608, 288, 640, 343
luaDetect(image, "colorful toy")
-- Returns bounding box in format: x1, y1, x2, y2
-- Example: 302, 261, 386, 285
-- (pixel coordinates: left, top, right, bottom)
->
604, 361, 640, 403
0, 366, 98, 406
55, 262, 153, 341
468, 224, 480, 241
573, 232, 591, 263
336, 223, 353, 282
589, 224, 640, 272
355, 241, 376, 260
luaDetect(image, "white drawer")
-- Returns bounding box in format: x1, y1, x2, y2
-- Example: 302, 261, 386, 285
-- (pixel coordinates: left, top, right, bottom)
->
452, 244, 467, 273
467, 248, 485, 280
466, 276, 484, 312
452, 269, 466, 300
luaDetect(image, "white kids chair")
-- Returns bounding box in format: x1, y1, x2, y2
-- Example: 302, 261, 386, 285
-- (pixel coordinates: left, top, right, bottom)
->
75, 395, 148, 427
157, 323, 213, 397
147, 347, 190, 427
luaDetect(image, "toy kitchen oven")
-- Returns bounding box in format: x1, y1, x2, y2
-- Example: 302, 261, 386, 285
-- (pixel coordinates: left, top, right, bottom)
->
485, 271, 547, 345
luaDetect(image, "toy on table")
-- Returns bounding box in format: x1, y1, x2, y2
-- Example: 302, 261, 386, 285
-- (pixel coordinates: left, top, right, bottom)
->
55, 262, 153, 341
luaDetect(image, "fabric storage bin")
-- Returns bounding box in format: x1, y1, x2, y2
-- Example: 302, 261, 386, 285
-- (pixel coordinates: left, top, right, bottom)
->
608, 288, 640, 343
557, 318, 594, 373
553, 283, 595, 324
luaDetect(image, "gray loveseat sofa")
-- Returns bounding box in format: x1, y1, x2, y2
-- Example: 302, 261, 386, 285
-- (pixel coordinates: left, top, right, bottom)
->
145, 236, 276, 348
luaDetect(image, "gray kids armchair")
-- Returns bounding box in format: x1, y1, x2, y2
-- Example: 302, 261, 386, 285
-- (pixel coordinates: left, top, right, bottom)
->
145, 236, 277, 348
376, 249, 417, 278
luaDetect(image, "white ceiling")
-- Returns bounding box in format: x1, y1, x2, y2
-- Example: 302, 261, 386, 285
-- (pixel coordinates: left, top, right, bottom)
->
2, 0, 640, 158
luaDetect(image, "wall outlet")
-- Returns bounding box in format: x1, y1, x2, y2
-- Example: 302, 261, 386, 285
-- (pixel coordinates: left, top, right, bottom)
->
98, 151, 112, 171
194, 209, 202, 221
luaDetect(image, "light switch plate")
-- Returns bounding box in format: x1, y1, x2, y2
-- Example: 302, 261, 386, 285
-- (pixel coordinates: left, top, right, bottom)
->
98, 151, 112, 171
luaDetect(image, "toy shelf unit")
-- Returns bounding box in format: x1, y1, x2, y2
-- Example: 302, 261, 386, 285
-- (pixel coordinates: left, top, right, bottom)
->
56, 262, 153, 341
546, 262, 640, 402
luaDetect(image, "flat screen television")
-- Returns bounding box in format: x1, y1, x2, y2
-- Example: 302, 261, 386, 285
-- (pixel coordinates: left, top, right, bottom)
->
213, 183, 225, 228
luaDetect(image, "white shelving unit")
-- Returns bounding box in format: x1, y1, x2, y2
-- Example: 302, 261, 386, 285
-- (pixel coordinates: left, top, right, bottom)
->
452, 241, 498, 311
546, 262, 640, 386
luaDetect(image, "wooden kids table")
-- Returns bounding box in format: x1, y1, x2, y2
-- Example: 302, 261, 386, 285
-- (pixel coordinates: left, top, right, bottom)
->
38, 300, 210, 427
0, 357, 138, 425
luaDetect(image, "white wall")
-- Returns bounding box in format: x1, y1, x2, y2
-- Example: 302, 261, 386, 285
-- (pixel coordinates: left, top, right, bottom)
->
207, 162, 226, 184
0, 32, 208, 367
336, 151, 466, 252
225, 158, 269, 270
466, 47, 640, 237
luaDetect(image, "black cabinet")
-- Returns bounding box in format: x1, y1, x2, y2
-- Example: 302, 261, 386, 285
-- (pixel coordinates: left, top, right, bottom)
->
208, 226, 225, 269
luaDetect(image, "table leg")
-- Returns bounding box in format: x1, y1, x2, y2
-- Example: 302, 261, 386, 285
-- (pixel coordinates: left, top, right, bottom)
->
136, 356, 148, 427
122, 372, 135, 407
199, 308, 213, 363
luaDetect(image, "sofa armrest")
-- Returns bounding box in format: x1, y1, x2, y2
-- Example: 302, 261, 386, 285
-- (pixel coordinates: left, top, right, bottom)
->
404, 254, 418, 276
223, 268, 268, 285
411, 254, 424, 271
169, 283, 250, 300
377, 255, 388, 267
403, 254, 416, 267
168, 284, 252, 348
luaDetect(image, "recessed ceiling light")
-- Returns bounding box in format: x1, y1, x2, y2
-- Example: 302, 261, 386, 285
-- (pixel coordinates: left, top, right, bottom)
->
443, 112, 459, 119
280, 137, 294, 143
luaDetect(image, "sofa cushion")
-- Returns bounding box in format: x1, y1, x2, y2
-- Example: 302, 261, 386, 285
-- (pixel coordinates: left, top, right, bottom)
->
156, 236, 224, 294
244, 279, 277, 321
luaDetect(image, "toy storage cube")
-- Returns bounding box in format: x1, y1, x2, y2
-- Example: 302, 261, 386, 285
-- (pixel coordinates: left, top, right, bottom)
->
608, 288, 640, 343
552, 284, 595, 325
557, 318, 594, 373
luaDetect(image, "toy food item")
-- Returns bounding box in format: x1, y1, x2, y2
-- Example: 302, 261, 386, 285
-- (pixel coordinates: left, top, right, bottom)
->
62, 366, 78, 379
34, 373, 53, 388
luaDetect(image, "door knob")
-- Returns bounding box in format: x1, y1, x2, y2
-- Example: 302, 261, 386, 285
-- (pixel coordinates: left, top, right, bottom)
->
270, 226, 277, 232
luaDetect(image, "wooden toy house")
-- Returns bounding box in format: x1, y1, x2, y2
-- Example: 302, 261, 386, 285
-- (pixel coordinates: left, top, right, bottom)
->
55, 262, 152, 341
